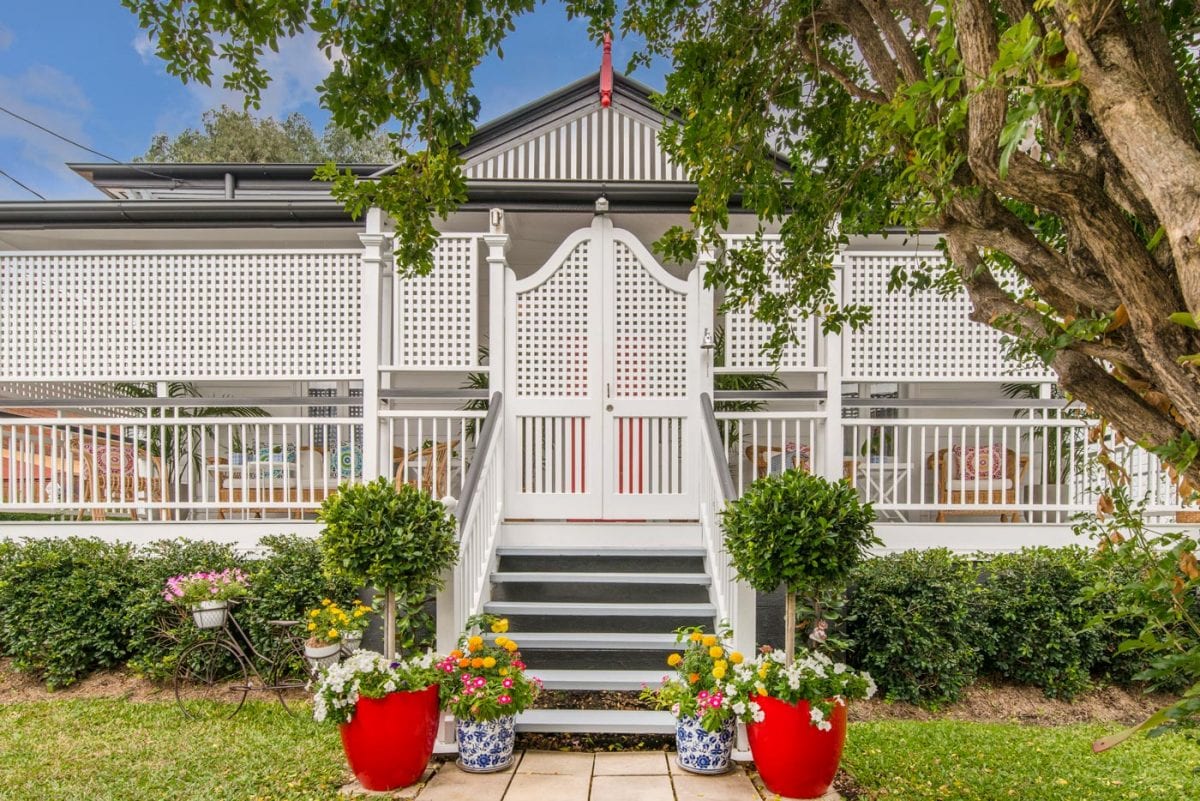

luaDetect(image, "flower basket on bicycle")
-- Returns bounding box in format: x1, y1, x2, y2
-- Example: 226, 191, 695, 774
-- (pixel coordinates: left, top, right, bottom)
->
163, 569, 249, 630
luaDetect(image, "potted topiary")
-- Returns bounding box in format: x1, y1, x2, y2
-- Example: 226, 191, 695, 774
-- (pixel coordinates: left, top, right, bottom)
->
721, 470, 879, 799
437, 615, 539, 772
640, 625, 745, 774
316, 478, 459, 792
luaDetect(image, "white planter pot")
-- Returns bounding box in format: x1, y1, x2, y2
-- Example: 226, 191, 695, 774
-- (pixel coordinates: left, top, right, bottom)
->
305, 640, 342, 669
190, 600, 228, 630
340, 633, 363, 654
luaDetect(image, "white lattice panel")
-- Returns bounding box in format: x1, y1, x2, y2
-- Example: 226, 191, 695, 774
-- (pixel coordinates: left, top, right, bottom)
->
0, 251, 361, 381
392, 236, 478, 369
844, 252, 1052, 381
0, 381, 138, 416
721, 236, 813, 371
514, 241, 591, 397
613, 241, 688, 398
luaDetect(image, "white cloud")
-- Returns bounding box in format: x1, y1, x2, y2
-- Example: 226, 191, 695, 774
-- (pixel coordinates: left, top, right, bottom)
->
0, 66, 98, 200
131, 32, 154, 64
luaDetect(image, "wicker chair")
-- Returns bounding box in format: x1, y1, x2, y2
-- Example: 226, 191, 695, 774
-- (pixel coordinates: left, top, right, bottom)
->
745, 444, 811, 480
927, 446, 1029, 523
395, 440, 459, 498
78, 442, 164, 521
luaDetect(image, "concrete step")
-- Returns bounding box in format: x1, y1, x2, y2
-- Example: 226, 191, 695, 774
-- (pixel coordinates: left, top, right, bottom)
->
500, 522, 701, 549
485, 601, 715, 617
491, 571, 710, 585
515, 708, 675, 734
529, 669, 666, 691
492, 631, 679, 650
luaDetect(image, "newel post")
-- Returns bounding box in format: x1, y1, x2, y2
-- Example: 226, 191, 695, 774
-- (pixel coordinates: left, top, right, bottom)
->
821, 251, 845, 482
483, 208, 509, 395
359, 207, 389, 483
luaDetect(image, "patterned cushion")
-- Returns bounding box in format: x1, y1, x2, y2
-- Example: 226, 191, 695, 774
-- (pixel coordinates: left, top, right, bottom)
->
329, 443, 363, 480
951, 444, 1006, 480
256, 443, 297, 463
768, 443, 811, 473
84, 444, 140, 476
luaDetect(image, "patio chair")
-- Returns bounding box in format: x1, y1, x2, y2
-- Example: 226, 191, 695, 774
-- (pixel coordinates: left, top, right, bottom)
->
745, 443, 811, 480
212, 445, 327, 519
927, 445, 1029, 522
77, 441, 164, 521
394, 440, 459, 498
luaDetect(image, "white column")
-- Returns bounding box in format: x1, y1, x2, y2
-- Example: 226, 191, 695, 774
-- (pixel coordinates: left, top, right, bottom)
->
483, 209, 509, 395
696, 245, 716, 396
822, 252, 845, 481
358, 207, 388, 482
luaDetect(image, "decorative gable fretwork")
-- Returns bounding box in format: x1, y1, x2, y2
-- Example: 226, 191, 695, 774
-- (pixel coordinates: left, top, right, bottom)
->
464, 105, 689, 183
0, 250, 362, 382
843, 252, 1053, 382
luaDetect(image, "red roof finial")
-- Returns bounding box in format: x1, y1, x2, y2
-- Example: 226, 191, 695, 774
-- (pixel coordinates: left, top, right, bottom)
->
600, 31, 613, 107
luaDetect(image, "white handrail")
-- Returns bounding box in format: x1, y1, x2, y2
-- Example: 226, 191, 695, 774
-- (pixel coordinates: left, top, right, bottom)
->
699, 394, 755, 658
437, 393, 504, 655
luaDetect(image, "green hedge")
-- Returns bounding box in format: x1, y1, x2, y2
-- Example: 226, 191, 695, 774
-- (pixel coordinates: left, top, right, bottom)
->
841, 547, 1163, 706
0, 536, 356, 688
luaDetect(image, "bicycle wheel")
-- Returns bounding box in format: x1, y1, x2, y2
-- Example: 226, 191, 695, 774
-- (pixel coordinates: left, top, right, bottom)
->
174, 639, 250, 720
268, 634, 316, 716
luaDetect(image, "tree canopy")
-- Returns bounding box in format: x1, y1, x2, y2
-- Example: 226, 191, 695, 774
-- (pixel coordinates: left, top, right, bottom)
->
139, 105, 394, 163
123, 0, 1200, 490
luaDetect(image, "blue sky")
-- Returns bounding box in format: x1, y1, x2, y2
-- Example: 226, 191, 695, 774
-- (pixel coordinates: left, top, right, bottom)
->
0, 3, 670, 201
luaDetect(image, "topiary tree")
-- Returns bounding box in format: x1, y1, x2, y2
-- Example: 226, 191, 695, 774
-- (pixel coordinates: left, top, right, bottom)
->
722, 470, 878, 662
317, 478, 459, 657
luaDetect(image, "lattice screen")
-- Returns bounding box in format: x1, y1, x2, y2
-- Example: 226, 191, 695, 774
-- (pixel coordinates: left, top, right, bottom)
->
0, 251, 361, 381
514, 241, 591, 397
720, 236, 814, 371
392, 236, 478, 369
844, 252, 1052, 381
0, 381, 138, 416
613, 241, 688, 398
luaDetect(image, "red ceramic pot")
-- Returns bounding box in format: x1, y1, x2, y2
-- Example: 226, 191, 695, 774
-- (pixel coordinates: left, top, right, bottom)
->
339, 684, 440, 791
746, 695, 848, 799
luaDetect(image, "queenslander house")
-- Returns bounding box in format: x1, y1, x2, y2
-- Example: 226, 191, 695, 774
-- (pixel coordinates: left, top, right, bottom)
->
0, 65, 1179, 731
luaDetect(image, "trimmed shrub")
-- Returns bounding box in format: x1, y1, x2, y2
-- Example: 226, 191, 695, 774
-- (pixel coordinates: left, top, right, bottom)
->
0, 537, 139, 689
978, 546, 1104, 699
844, 549, 986, 707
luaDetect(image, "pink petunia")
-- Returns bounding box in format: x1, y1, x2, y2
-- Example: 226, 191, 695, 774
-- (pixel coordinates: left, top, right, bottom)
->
497, 695, 512, 705
502, 678, 514, 689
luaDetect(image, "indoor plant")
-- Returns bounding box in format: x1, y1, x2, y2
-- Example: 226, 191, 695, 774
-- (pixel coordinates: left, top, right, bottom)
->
437, 615, 538, 772
729, 647, 876, 798
721, 470, 878, 798
641, 625, 744, 774
312, 649, 442, 791
316, 478, 458, 791
304, 597, 373, 667
162, 568, 249, 629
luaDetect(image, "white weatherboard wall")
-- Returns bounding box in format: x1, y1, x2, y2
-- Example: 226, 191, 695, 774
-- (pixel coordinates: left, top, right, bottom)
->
0, 250, 361, 382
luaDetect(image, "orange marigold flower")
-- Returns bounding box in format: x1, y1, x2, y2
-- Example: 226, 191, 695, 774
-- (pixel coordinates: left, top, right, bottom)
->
688, 631, 703, 642
667, 653, 683, 667
688, 673, 700, 684
471, 658, 485, 669
450, 649, 463, 659
701, 634, 717, 648
482, 656, 497, 669
503, 640, 519, 652
467, 635, 484, 652
730, 651, 744, 665
458, 658, 471, 668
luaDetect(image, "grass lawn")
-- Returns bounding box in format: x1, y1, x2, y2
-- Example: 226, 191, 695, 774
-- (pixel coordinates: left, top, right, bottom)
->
0, 700, 1198, 800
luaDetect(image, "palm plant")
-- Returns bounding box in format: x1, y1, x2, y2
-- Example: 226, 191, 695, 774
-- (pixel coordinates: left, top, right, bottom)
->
1000, 382, 1087, 484
713, 326, 787, 452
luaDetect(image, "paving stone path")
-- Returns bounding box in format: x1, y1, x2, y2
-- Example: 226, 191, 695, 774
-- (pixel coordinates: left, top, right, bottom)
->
343, 750, 835, 800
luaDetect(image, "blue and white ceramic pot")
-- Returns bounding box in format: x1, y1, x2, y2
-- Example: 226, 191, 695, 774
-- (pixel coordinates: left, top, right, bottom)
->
456, 715, 516, 773
675, 713, 735, 774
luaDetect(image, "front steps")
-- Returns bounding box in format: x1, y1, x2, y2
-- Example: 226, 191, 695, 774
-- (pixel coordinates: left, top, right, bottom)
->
480, 522, 716, 736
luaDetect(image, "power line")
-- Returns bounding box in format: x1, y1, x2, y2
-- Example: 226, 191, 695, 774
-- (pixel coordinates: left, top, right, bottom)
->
0, 102, 190, 186
0, 168, 46, 200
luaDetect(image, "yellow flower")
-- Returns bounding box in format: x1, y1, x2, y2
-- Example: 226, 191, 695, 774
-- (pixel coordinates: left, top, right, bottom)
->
730, 652, 744, 665
758, 665, 769, 680
689, 631, 703, 642
494, 636, 509, 647
702, 634, 717, 648
712, 666, 726, 680
714, 659, 728, 672
307, 622, 316, 631
321, 598, 331, 606
503, 640, 519, 652
354, 608, 365, 617
491, 618, 509, 634
708, 646, 724, 659
467, 635, 484, 652
308, 609, 319, 618
756, 684, 768, 696
667, 653, 683, 667
499, 668, 509, 676
328, 629, 339, 639
482, 656, 497, 669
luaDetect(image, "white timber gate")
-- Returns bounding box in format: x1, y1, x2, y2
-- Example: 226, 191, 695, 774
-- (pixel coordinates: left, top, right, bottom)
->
505, 215, 701, 519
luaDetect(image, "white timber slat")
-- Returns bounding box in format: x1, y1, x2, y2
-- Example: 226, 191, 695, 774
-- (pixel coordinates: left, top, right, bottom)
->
490, 571, 710, 585
487, 632, 678, 649
484, 601, 715, 616
529, 669, 667, 691
515, 709, 675, 734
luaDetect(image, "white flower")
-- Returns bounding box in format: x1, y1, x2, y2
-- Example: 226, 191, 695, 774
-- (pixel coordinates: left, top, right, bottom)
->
749, 701, 765, 723
833, 662, 847, 674
810, 706, 825, 725
817, 720, 832, 732
732, 701, 747, 716
864, 672, 877, 700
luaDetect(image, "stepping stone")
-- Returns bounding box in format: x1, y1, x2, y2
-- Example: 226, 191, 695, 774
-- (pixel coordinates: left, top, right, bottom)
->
591, 774, 674, 801
416, 758, 518, 801
339, 765, 435, 798
515, 750, 595, 775
592, 751, 669, 776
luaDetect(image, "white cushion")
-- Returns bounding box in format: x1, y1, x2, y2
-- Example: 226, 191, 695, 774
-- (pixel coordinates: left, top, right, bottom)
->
949, 479, 1014, 490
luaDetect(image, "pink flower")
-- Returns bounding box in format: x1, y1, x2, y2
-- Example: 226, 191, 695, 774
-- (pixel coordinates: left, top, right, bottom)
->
502, 678, 514, 689
497, 695, 512, 705
464, 687, 475, 695
473, 677, 486, 688
512, 660, 525, 670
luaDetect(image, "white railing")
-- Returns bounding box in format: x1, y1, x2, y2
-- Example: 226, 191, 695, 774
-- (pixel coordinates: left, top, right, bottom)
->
0, 398, 487, 521
438, 393, 504, 654
699, 395, 756, 657
713, 407, 827, 496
